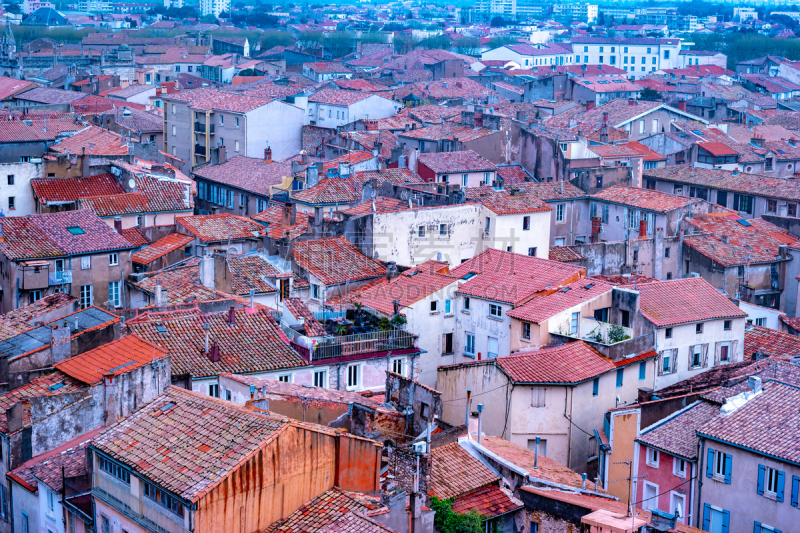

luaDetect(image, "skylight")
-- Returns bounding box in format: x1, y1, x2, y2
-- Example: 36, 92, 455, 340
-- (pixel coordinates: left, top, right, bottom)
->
461, 272, 477, 281
155, 325, 167, 334
737, 219, 751, 227
160, 402, 176, 411
48, 382, 66, 391
692, 130, 704, 136
66, 226, 85, 235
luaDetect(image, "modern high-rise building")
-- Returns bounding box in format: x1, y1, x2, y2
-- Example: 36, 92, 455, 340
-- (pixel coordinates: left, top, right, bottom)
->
200, 0, 229, 17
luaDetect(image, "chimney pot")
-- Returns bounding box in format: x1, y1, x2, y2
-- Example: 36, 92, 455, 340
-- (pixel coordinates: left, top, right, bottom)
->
113, 217, 122, 234
228, 306, 236, 326
209, 341, 220, 362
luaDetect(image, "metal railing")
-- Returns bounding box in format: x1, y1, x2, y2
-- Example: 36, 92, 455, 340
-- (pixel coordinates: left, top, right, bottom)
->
313, 310, 346, 321
193, 122, 215, 134
49, 271, 72, 285
313, 329, 416, 360
92, 472, 190, 533
194, 144, 206, 156
279, 319, 303, 342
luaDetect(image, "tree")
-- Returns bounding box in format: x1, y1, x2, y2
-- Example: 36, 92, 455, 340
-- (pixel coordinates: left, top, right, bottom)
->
455, 36, 481, 56
5, 2, 20, 13
606, 28, 616, 37
430, 498, 484, 533
238, 68, 257, 75
218, 10, 229, 18
234, 1, 246, 8
639, 87, 663, 101
325, 31, 353, 59
393, 33, 414, 54
200, 14, 219, 23
490, 16, 505, 27
297, 30, 323, 51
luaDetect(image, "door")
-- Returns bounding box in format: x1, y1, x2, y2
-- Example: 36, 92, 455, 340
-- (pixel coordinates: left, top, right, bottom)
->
487, 337, 498, 359
710, 508, 725, 533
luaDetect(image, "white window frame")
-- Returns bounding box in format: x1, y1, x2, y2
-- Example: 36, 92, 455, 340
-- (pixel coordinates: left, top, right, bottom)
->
81, 256, 91, 270
691, 345, 702, 368
346, 363, 361, 390
311, 284, 320, 300
765, 465, 779, 497
714, 449, 725, 479
391, 357, 404, 376
673, 456, 686, 478
80, 284, 93, 309
430, 300, 438, 313
108, 253, 119, 266
313, 369, 327, 388
556, 203, 565, 222
444, 299, 452, 314
277, 373, 293, 383
669, 491, 686, 523
108, 281, 121, 308
647, 447, 660, 468
642, 481, 659, 511
489, 304, 502, 318
465, 332, 475, 355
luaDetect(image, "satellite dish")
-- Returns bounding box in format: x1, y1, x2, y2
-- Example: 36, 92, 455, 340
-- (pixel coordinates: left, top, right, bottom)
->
128, 179, 136, 189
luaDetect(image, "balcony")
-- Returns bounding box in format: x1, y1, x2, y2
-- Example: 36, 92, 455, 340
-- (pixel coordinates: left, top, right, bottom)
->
193, 122, 215, 134
312, 329, 416, 361
92, 472, 190, 533
549, 317, 654, 360
49, 271, 72, 285
194, 144, 206, 156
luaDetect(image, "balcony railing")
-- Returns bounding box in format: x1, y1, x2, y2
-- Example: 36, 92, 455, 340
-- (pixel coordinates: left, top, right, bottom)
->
49, 271, 72, 285
312, 329, 416, 360
194, 144, 206, 156
193, 122, 215, 134
92, 472, 190, 533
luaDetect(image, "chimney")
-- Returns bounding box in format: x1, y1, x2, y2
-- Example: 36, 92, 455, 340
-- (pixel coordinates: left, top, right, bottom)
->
103, 374, 117, 425
602, 112, 609, 126
339, 162, 350, 177
628, 98, 636, 106
306, 164, 319, 188
586, 101, 595, 111
264, 146, 272, 162
534, 437, 540, 469
228, 306, 236, 326
476, 404, 484, 444
639, 219, 647, 239
209, 341, 220, 362
581, 473, 587, 490
0, 221, 4, 240
204, 322, 210, 353
155, 281, 163, 305
50, 323, 71, 363
678, 100, 687, 112
747, 375, 762, 393
751, 134, 765, 148
464, 388, 472, 432
300, 150, 308, 165
199, 254, 214, 289
282, 202, 296, 226
780, 244, 788, 259
386, 261, 399, 281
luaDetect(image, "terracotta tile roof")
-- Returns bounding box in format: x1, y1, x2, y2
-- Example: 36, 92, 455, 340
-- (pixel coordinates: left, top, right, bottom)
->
591, 185, 698, 213
17, 87, 87, 104
321, 151, 374, 173
282, 298, 326, 336
252, 206, 314, 241
54, 334, 167, 385
305, 62, 352, 74
636, 277, 746, 327
549, 98, 667, 129
264, 487, 386, 533
745, 324, 800, 360
0, 210, 134, 261
516, 181, 586, 201
0, 292, 77, 341
227, 254, 301, 295
32, 174, 125, 205
119, 227, 150, 247
507, 279, 613, 324
450, 248, 584, 305
549, 246, 582, 262
463, 186, 552, 215
643, 165, 800, 202
193, 156, 291, 196
494, 341, 615, 384
699, 360, 800, 405
176, 213, 265, 243
338, 131, 397, 160
8, 430, 99, 493
572, 76, 642, 94
0, 372, 87, 434
127, 307, 306, 378
162, 87, 273, 113
0, 76, 36, 100
112, 106, 163, 134
698, 142, 740, 157
451, 484, 522, 518
308, 88, 372, 106
337, 197, 409, 217
479, 435, 595, 490
684, 215, 791, 267
317, 511, 399, 533
292, 236, 386, 285
132, 233, 194, 265
0, 117, 84, 142
429, 441, 500, 500
398, 105, 467, 125
49, 125, 130, 157
242, 84, 304, 100
398, 124, 495, 143
222, 373, 383, 409
636, 400, 720, 460
92, 386, 290, 502
496, 164, 534, 184
698, 381, 800, 464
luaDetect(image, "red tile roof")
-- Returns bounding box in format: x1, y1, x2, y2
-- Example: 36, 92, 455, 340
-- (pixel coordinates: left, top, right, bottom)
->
31, 174, 125, 205
451, 484, 522, 518
54, 335, 167, 385
49, 125, 130, 156
292, 236, 386, 285
636, 277, 746, 327
745, 324, 800, 360
227, 253, 307, 295
463, 186, 552, 215
684, 215, 792, 267
0, 117, 84, 142
291, 169, 422, 205
507, 278, 613, 324
698, 141, 740, 157
127, 307, 306, 379
305, 62, 352, 74
449, 248, 584, 305
418, 150, 498, 174
282, 297, 326, 336
192, 156, 291, 196
308, 88, 372, 106
0, 292, 77, 341
549, 246, 583, 263
636, 400, 720, 460
162, 87, 273, 113
92, 386, 290, 502
8, 429, 99, 493
119, 227, 150, 247
429, 441, 500, 500
496, 164, 533, 184
264, 487, 386, 533
132, 233, 194, 265
591, 185, 698, 213
0, 372, 86, 434
0, 76, 37, 100
176, 213, 265, 243
495, 341, 615, 384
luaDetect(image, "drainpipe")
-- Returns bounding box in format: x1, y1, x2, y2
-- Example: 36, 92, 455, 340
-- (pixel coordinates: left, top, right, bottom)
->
205, 110, 212, 163
534, 437, 540, 469
465, 388, 472, 437
696, 437, 706, 529
476, 404, 483, 444
337, 362, 342, 390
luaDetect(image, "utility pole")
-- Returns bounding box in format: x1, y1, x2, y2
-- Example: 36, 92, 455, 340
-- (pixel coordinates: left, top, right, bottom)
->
611, 458, 646, 530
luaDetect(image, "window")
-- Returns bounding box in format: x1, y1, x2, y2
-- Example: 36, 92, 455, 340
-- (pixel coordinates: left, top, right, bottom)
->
522, 322, 531, 340
555, 237, 565, 246
102, 516, 110, 533
172, 125, 177, 136
347, 364, 360, 389
430, 300, 438, 313
445, 299, 452, 314
185, 245, 193, 257
48, 488, 55, 511
662, 350, 672, 374
485, 217, 491, 231
768, 199, 777, 213
464, 297, 470, 310
570, 312, 579, 335
234, 140, 239, 152
766, 157, 774, 171
442, 332, 453, 354
108, 281, 121, 308
643, 482, 659, 510
528, 247, 536, 257
755, 317, 766, 327
7, 175, 13, 185
724, 320, 731, 331
707, 448, 731, 484
418, 226, 425, 237
484, 172, 492, 185
311, 284, 320, 300
523, 216, 530, 231
439, 223, 447, 236
664, 50, 670, 59
639, 362, 646, 380
696, 323, 703, 334
314, 370, 327, 388
674, 457, 687, 478
760, 465, 783, 500
21, 511, 28, 533
667, 272, 673, 280
99, 456, 130, 484
691, 345, 702, 368
209, 384, 219, 397
531, 387, 546, 407
108, 253, 119, 266
489, 304, 502, 318
616, 368, 624, 388
669, 492, 686, 522
556, 204, 565, 222
80, 285, 92, 309
171, 104, 176, 114
144, 482, 185, 518
531, 522, 539, 533
28, 290, 41, 304
465, 333, 475, 354
219, 115, 224, 126
235, 117, 239, 128
592, 378, 599, 396
278, 374, 292, 383
647, 447, 659, 467
461, 174, 468, 187
240, 193, 247, 207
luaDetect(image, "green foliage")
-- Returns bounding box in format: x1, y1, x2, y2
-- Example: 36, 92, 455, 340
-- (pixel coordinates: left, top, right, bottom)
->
490, 16, 505, 27
455, 36, 481, 56
430, 497, 484, 533
5, 3, 20, 14
686, 31, 800, 70
389, 314, 407, 328
200, 14, 219, 23
588, 327, 604, 343
237, 68, 257, 76
639, 87, 662, 101
417, 34, 451, 50
609, 324, 631, 344
486, 35, 517, 49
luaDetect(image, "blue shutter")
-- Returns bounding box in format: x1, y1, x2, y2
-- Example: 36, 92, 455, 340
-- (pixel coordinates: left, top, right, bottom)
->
754, 522, 761, 533
792, 475, 799, 507
777, 470, 786, 502
721, 509, 730, 533
758, 464, 765, 495
702, 503, 711, 532
724, 454, 732, 484
707, 448, 714, 478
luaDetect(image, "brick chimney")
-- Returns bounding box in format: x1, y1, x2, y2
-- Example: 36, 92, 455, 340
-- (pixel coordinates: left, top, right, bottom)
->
677, 101, 687, 112
586, 101, 595, 111
228, 306, 236, 326
628, 98, 636, 107
264, 147, 272, 163
751, 134, 765, 148
282, 202, 296, 227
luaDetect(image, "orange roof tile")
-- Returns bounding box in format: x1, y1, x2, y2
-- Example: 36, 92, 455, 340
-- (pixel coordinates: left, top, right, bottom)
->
429, 441, 500, 500
31, 174, 125, 205
292, 236, 386, 285
132, 233, 194, 265
54, 335, 167, 385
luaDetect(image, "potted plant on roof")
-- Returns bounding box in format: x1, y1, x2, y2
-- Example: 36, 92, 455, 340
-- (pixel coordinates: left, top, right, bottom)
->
353, 301, 365, 326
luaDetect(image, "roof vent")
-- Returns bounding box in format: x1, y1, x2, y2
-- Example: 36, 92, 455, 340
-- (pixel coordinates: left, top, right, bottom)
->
209, 342, 220, 363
